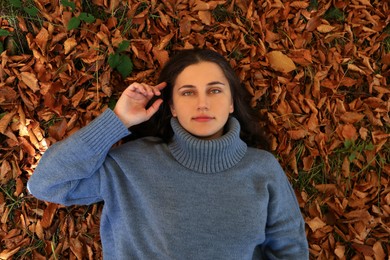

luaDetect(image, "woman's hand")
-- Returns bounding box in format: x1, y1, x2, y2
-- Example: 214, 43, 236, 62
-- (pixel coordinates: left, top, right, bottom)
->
114, 82, 167, 128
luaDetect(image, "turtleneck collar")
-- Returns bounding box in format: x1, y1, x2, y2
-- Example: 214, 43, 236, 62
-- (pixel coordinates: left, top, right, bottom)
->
168, 117, 247, 174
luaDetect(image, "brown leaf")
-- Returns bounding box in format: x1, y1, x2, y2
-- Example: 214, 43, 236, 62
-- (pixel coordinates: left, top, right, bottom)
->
48, 119, 68, 141
340, 77, 357, 87
382, 53, 390, 65
70, 235, 84, 259
340, 112, 365, 124
287, 129, 307, 140
72, 89, 85, 107
347, 64, 366, 75
334, 244, 345, 259
152, 48, 169, 67
0, 111, 16, 134
266, 51, 296, 73
35, 28, 49, 55
340, 124, 358, 141
0, 85, 18, 104
198, 11, 211, 25
0, 247, 21, 259
20, 72, 40, 92
373, 241, 386, 259
302, 156, 314, 171
41, 203, 59, 229
306, 16, 321, 31
19, 136, 36, 156
317, 24, 335, 33
14, 177, 24, 197
306, 217, 326, 232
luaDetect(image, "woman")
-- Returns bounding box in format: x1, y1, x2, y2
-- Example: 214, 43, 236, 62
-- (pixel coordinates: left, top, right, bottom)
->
28, 49, 309, 259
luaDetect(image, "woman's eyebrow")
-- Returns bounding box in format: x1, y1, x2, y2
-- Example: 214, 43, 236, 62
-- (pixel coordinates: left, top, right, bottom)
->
177, 81, 226, 90
177, 85, 196, 90
207, 81, 225, 86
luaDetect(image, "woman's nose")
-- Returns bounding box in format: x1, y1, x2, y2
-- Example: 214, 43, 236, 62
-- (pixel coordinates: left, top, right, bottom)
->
197, 94, 209, 110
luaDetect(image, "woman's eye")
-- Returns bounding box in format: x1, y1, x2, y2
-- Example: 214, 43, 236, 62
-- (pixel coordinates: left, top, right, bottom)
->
210, 89, 222, 94
182, 91, 194, 96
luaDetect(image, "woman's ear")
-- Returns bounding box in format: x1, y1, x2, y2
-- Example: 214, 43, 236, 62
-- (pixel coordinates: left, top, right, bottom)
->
170, 104, 177, 117
229, 99, 234, 113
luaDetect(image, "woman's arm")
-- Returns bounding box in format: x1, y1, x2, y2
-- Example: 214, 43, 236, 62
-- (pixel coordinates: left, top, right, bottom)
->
260, 159, 309, 259
27, 109, 130, 206
27, 82, 167, 206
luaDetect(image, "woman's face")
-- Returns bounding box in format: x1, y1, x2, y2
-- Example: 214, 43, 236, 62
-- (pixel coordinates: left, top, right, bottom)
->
170, 61, 234, 140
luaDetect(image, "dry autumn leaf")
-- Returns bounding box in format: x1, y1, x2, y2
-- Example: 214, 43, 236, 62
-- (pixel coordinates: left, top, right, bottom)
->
0, 1, 389, 259
64, 37, 77, 54
317, 24, 336, 33
20, 72, 40, 92
266, 51, 296, 73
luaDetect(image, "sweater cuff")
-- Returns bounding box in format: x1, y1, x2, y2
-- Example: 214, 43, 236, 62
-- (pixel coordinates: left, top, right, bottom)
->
78, 109, 130, 153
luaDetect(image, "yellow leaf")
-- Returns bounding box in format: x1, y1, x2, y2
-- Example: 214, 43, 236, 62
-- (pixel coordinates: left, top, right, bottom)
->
266, 51, 296, 73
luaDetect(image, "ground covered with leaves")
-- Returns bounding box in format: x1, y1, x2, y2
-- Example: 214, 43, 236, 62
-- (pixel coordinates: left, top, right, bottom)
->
0, 0, 389, 259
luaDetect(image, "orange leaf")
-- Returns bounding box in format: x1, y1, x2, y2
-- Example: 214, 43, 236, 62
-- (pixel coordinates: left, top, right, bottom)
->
198, 10, 211, 25
340, 124, 358, 141
266, 51, 296, 73
290, 1, 309, 8
317, 24, 335, 33
64, 38, 77, 55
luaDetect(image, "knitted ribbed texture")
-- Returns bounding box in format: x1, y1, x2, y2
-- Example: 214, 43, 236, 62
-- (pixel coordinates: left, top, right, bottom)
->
169, 117, 247, 173
79, 109, 130, 154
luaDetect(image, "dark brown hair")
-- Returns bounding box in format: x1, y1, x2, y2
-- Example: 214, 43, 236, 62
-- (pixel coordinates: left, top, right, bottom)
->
129, 48, 269, 150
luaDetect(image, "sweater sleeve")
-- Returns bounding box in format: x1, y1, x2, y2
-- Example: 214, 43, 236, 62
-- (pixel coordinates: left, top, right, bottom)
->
27, 109, 130, 206
259, 157, 309, 259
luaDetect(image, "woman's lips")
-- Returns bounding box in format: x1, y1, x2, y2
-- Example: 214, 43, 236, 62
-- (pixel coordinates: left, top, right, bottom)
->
192, 116, 214, 122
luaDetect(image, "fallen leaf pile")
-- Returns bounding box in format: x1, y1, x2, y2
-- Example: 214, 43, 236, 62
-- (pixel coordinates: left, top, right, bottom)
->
0, 0, 389, 259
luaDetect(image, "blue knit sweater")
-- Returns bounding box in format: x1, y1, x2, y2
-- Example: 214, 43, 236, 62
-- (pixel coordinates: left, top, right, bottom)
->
28, 109, 309, 259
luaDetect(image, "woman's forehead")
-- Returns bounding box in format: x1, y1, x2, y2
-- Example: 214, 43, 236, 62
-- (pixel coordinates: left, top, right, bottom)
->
174, 62, 228, 85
